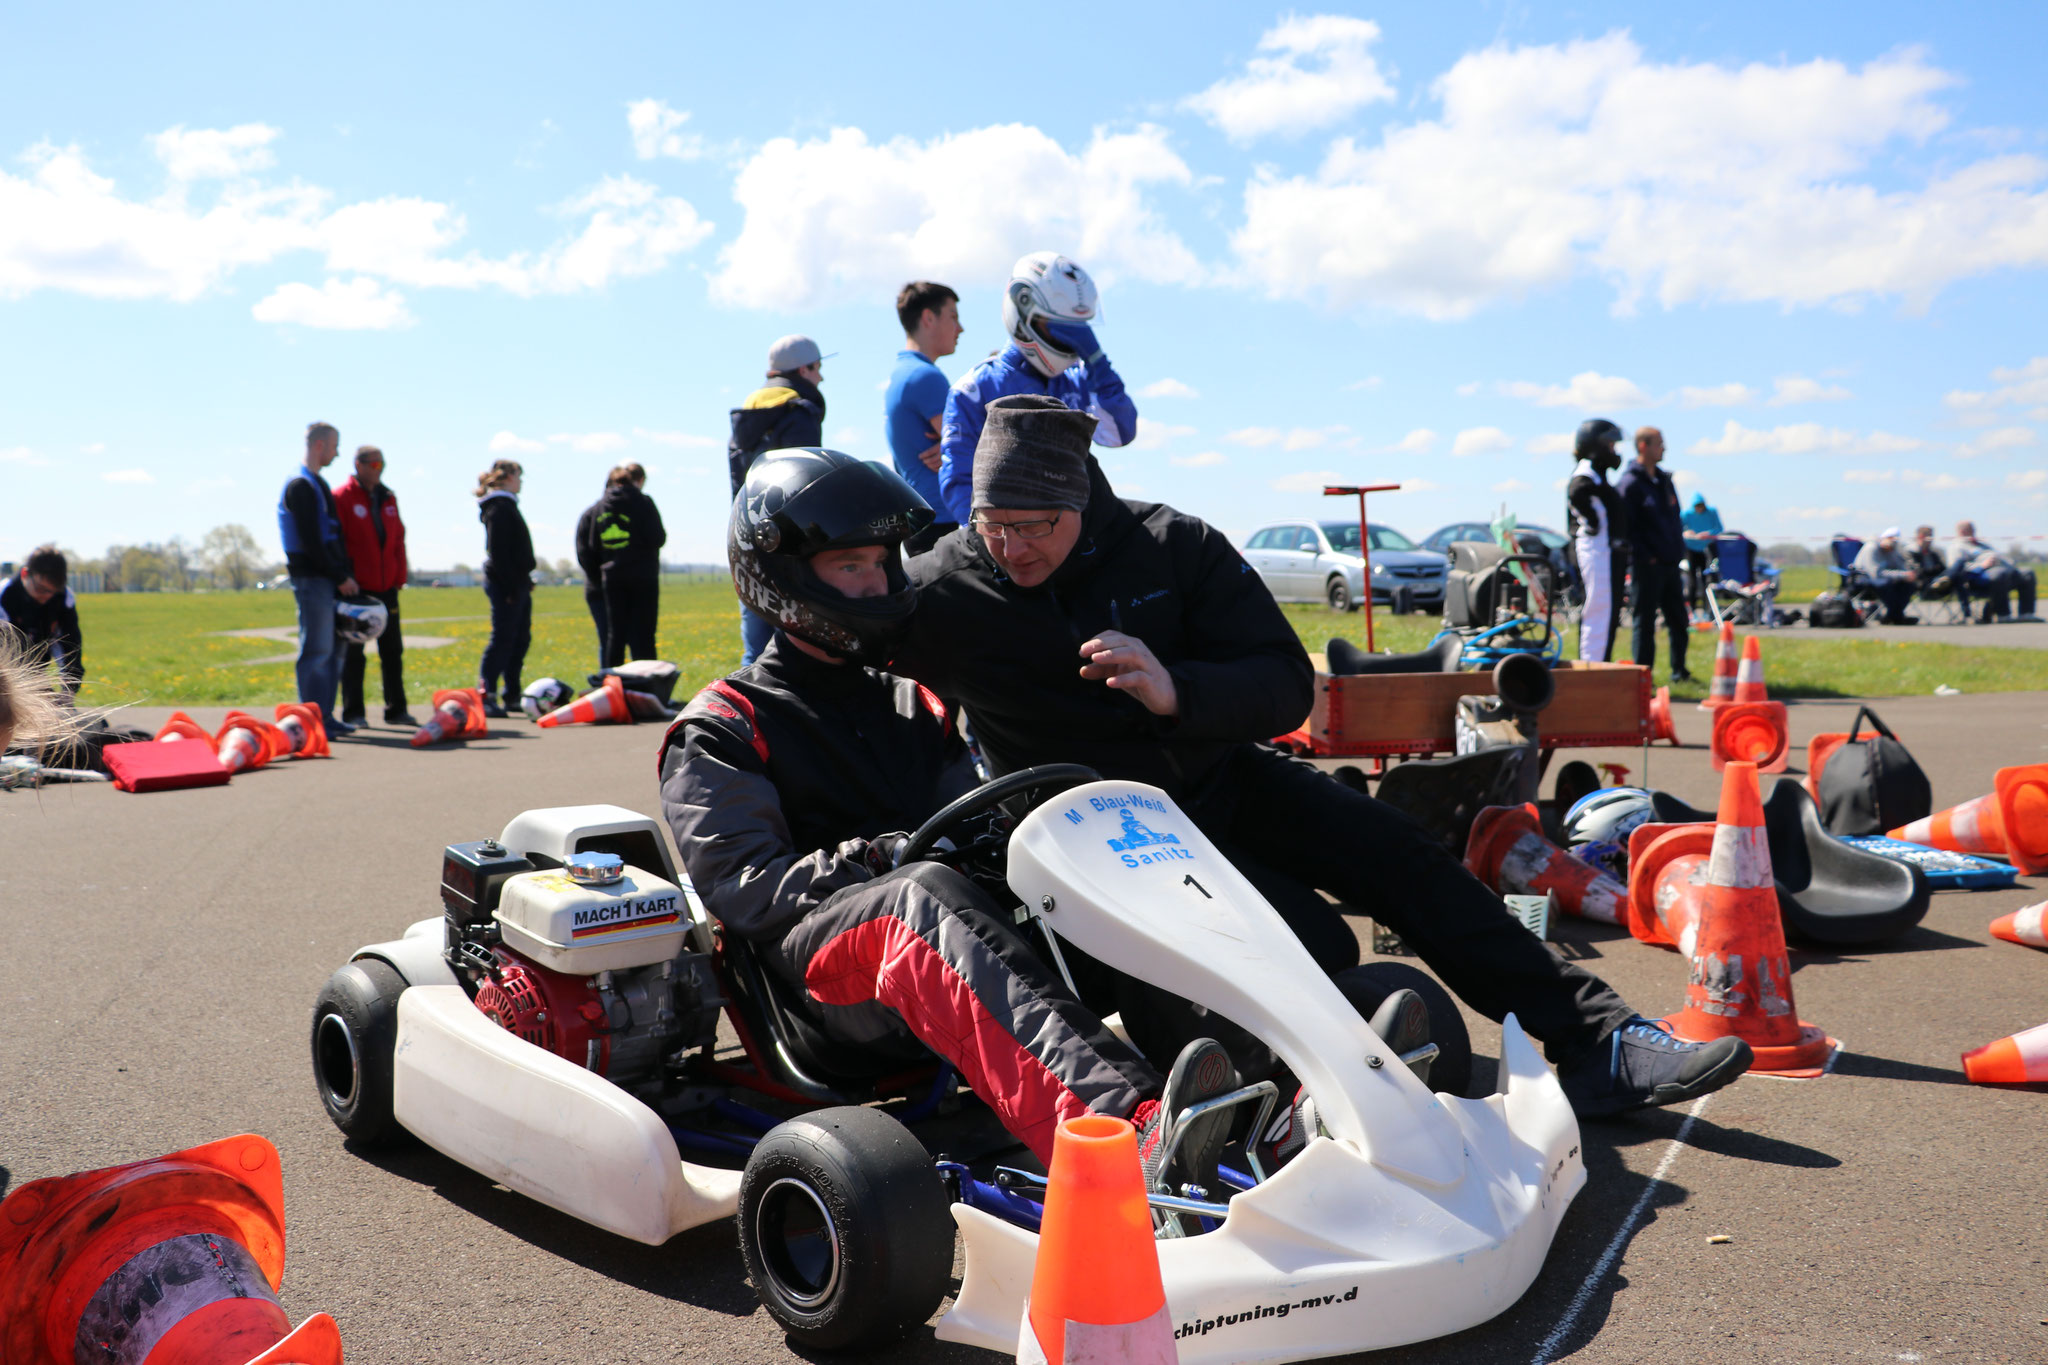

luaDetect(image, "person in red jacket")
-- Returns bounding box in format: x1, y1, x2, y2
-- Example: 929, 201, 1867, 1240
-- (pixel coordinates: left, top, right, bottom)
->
334, 445, 415, 727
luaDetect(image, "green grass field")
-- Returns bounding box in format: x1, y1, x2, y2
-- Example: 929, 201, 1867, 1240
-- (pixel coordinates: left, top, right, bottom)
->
66, 573, 2044, 712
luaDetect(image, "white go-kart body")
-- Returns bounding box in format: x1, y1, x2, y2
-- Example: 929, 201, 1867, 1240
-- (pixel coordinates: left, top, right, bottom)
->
351, 785, 1583, 1364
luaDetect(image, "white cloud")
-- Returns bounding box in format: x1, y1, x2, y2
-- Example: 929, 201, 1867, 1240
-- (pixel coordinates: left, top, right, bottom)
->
627, 99, 704, 161
1138, 378, 1199, 399
1917, 472, 1984, 491
1525, 432, 1572, 454
1229, 38, 2048, 318
550, 431, 629, 454
1455, 381, 1481, 396
1183, 15, 1395, 143
252, 276, 413, 329
1672, 468, 1701, 488
1842, 469, 1894, 483
80, 442, 105, 454
1680, 382, 1756, 407
1945, 357, 2048, 420
2007, 469, 2048, 490
101, 469, 153, 484
633, 427, 719, 448
1223, 425, 1347, 451
1688, 420, 1925, 456
1131, 422, 1198, 451
1225, 426, 1282, 447
711, 124, 1198, 309
151, 123, 279, 180
1781, 506, 1852, 521
1345, 376, 1383, 392
489, 431, 546, 454
1, 446, 52, 466
1492, 478, 1531, 493
1767, 375, 1853, 406
1499, 370, 1652, 408
1452, 426, 1514, 455
1271, 469, 1342, 493
1401, 479, 1443, 492
1171, 451, 1227, 468
1380, 428, 1436, 455
1955, 425, 2036, 457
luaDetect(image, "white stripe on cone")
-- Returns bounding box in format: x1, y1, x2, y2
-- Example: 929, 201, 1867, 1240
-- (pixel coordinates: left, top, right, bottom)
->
1017, 1301, 1177, 1364
219, 728, 260, 771
1705, 824, 1773, 890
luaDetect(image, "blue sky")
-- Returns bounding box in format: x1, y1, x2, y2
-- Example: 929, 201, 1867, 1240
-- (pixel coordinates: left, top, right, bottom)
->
4, 3, 2046, 571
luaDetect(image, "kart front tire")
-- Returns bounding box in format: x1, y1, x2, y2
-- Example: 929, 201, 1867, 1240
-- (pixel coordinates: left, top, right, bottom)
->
739, 1106, 953, 1352
310, 957, 411, 1147
1334, 962, 1474, 1098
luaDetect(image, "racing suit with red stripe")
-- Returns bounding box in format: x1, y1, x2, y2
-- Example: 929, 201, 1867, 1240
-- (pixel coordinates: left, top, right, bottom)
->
657, 634, 1159, 1162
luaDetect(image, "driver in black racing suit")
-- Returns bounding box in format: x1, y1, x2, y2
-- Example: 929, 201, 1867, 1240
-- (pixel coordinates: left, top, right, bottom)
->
657, 448, 1240, 1186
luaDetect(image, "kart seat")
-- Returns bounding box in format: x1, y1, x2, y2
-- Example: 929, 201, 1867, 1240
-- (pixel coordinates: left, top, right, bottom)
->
721, 936, 933, 1103
1374, 747, 1531, 852
1648, 780, 1929, 945
1325, 634, 1464, 675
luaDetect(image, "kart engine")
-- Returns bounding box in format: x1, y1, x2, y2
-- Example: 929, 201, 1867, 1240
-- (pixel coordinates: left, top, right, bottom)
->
440, 838, 721, 1085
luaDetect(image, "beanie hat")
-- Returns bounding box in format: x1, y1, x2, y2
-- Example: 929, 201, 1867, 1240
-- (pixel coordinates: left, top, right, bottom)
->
972, 395, 1093, 513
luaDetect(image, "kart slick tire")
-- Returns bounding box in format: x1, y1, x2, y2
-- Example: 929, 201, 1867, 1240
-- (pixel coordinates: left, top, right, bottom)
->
1334, 963, 1474, 1098
310, 957, 412, 1147
739, 1106, 953, 1352
1327, 575, 1355, 613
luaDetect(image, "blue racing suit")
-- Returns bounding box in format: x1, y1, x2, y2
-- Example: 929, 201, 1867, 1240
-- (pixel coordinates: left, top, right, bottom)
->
937, 344, 1137, 525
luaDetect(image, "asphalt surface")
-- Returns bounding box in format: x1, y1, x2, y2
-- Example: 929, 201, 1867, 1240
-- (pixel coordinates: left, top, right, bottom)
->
4, 692, 2046, 1363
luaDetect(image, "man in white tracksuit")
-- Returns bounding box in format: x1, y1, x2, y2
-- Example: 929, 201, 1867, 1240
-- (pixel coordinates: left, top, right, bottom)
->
1566, 418, 1626, 662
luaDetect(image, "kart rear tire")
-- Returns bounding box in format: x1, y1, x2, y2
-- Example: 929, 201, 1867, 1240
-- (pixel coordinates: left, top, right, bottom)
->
1326, 575, 1356, 613
739, 1106, 953, 1352
310, 957, 412, 1147
1334, 963, 1473, 1098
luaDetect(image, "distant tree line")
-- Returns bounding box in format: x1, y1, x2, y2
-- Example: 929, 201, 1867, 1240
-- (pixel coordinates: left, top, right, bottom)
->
52, 528, 600, 592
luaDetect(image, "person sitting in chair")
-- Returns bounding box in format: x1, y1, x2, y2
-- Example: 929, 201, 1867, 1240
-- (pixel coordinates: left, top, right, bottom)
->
1946, 520, 2039, 623
1852, 528, 1920, 625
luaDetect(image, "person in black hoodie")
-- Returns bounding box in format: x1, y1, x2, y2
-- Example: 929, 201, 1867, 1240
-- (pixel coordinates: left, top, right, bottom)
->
0, 546, 85, 696
576, 462, 668, 668
1614, 427, 1691, 680
475, 459, 535, 718
893, 395, 1753, 1118
728, 334, 827, 665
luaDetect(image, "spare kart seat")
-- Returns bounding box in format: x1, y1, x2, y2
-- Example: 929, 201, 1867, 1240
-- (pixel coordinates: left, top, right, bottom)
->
1374, 747, 1530, 853
1325, 634, 1465, 676
1649, 780, 1928, 945
1444, 542, 1515, 631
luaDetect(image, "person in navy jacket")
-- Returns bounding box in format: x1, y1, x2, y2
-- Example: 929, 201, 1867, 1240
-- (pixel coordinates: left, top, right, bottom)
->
278, 422, 359, 733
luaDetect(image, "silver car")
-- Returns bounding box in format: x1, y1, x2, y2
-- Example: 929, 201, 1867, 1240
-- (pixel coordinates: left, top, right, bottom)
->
1242, 520, 1449, 612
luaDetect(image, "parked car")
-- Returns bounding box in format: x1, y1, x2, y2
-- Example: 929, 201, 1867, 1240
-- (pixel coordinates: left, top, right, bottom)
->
1243, 520, 1448, 612
1420, 521, 1581, 606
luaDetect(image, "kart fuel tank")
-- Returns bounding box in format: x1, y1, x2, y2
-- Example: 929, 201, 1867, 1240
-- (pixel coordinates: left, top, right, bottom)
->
495, 859, 687, 974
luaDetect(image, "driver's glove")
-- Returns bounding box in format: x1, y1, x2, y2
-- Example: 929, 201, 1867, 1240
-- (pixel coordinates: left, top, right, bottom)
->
1039, 319, 1104, 365
860, 833, 912, 877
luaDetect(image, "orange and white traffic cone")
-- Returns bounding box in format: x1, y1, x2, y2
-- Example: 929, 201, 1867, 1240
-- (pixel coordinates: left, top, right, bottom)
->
1961, 1022, 2048, 1085
1647, 686, 1679, 746
0, 1133, 344, 1365
411, 688, 488, 748
155, 711, 214, 744
1889, 764, 2048, 875
1464, 802, 1627, 924
1711, 700, 1789, 773
273, 702, 330, 758
1654, 760, 1836, 1077
1697, 622, 1738, 710
1017, 1115, 1176, 1364
1989, 901, 2048, 949
1731, 634, 1770, 704
215, 711, 287, 774
535, 674, 636, 729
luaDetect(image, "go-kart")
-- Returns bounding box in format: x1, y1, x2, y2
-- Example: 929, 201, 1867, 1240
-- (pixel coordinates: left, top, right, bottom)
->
310, 766, 1583, 1361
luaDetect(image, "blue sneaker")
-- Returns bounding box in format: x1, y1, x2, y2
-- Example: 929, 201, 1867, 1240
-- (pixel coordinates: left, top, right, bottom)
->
323, 714, 358, 737
1558, 1017, 1751, 1117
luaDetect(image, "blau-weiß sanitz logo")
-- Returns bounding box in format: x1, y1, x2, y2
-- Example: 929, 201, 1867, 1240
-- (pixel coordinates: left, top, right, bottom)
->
1063, 792, 1195, 867
1106, 808, 1180, 853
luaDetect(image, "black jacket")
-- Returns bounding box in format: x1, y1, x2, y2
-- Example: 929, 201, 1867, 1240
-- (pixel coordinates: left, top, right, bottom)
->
657, 635, 970, 943
1566, 461, 1625, 545
895, 459, 1313, 810
577, 484, 667, 589
728, 374, 826, 493
478, 492, 535, 591
283, 474, 355, 583
0, 574, 85, 687
1616, 460, 1686, 566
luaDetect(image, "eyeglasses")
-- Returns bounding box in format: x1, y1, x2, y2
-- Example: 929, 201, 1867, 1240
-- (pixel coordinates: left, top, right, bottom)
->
971, 513, 1062, 542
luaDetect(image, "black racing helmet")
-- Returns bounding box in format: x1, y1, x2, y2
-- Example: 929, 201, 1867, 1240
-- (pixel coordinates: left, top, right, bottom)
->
729, 448, 934, 663
1574, 418, 1624, 473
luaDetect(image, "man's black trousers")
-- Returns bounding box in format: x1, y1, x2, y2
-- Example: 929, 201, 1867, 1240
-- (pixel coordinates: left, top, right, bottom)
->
601, 577, 659, 668
341, 588, 405, 719
1630, 558, 1690, 674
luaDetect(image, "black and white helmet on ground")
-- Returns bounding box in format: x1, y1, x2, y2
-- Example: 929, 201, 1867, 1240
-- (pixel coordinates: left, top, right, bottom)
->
521, 677, 573, 720
334, 596, 389, 645
1561, 786, 1655, 882
728, 448, 933, 665
1002, 251, 1099, 379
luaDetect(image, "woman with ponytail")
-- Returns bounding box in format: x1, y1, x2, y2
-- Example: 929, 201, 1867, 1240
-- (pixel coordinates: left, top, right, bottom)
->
475, 460, 535, 718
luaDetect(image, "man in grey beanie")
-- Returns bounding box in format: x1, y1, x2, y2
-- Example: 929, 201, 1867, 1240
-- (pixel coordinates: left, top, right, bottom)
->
965, 394, 1095, 590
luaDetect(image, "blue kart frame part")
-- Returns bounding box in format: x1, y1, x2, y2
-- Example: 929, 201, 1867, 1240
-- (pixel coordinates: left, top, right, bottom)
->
1429, 618, 1563, 671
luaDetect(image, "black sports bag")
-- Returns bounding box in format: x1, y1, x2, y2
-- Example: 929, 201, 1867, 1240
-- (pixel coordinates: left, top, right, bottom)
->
1818, 706, 1933, 836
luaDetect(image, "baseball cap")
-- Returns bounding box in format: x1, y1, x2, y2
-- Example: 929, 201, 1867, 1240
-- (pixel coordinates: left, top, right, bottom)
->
767, 334, 834, 374
1880, 526, 1901, 540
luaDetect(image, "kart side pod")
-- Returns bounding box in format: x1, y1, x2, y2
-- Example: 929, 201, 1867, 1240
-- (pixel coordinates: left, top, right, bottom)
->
936, 781, 1584, 1364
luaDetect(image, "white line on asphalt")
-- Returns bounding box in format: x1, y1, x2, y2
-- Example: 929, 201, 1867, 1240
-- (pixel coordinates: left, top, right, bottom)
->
1530, 1091, 1715, 1365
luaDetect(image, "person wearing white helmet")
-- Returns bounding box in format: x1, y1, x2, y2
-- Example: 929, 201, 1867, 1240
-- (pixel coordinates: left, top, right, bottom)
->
934, 252, 1138, 526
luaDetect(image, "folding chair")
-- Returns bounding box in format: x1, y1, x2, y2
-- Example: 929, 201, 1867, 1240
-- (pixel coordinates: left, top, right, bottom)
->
1914, 569, 1967, 623
1705, 533, 1778, 627
1828, 536, 1886, 624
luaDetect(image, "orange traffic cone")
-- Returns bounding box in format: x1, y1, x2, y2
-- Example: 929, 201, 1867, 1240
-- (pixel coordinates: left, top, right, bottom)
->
1888, 764, 2048, 875
273, 702, 330, 758
155, 710, 214, 744
1018, 1115, 1175, 1364
1647, 686, 1679, 746
1697, 622, 1738, 710
1803, 733, 1850, 804
411, 688, 488, 748
1464, 802, 1626, 924
1731, 634, 1770, 704
1711, 700, 1789, 773
1990, 901, 2048, 949
1961, 1022, 2048, 1085
535, 674, 636, 729
0, 1133, 344, 1365
215, 711, 287, 774
1655, 761, 1835, 1077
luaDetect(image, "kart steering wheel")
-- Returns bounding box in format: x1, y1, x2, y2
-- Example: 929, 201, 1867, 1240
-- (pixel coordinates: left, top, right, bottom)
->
895, 764, 1103, 868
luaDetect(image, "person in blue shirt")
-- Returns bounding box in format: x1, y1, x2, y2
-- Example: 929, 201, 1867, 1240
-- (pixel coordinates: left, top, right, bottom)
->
936, 252, 1138, 526
885, 281, 964, 550
1680, 492, 1724, 609
278, 422, 360, 734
